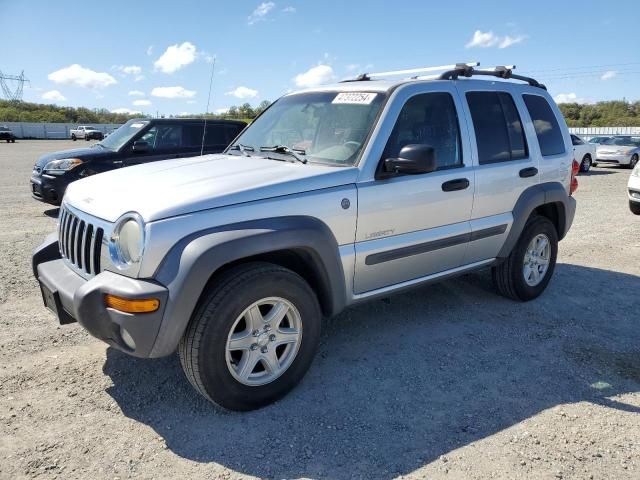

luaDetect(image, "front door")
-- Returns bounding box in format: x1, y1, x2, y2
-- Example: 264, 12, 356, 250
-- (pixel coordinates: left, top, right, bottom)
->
354, 85, 474, 294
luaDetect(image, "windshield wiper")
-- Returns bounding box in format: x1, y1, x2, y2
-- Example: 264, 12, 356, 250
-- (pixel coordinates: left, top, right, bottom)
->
259, 145, 307, 164
229, 143, 254, 157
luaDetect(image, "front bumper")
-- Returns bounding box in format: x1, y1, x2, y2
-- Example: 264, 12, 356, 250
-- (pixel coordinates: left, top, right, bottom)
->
596, 153, 632, 165
30, 173, 72, 205
629, 175, 640, 203
33, 235, 169, 357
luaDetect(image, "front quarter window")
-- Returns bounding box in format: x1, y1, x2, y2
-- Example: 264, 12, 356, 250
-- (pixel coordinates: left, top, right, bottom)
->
228, 91, 386, 166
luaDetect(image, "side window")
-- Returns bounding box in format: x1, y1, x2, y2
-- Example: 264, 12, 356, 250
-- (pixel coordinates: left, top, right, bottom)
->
138, 125, 183, 151
205, 124, 228, 148
382, 92, 462, 170
182, 124, 205, 148
571, 134, 584, 146
523, 94, 566, 156
466, 91, 528, 164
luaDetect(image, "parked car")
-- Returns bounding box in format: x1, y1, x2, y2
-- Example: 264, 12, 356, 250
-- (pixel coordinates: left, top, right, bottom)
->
0, 126, 16, 143
31, 118, 246, 205
595, 136, 640, 168
70, 126, 104, 141
571, 134, 597, 172
33, 64, 577, 411
629, 162, 640, 214
588, 135, 610, 145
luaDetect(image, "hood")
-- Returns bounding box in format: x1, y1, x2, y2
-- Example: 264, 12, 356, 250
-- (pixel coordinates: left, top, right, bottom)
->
35, 146, 113, 167
64, 154, 359, 222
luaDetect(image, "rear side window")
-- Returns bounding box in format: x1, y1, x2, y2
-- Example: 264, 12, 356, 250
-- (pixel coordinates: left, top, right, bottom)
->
466, 92, 528, 164
523, 94, 566, 156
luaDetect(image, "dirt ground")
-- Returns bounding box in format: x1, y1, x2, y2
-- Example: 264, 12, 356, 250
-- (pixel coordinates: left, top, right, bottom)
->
0, 140, 639, 480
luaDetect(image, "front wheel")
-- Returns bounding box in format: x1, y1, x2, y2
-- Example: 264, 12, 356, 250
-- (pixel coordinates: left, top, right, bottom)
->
630, 201, 640, 215
179, 262, 321, 411
71, 134, 76, 141
580, 155, 592, 172
629, 154, 639, 170
492, 216, 558, 301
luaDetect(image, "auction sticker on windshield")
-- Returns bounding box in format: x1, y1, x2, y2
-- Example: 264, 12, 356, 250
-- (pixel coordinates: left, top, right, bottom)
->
130, 123, 146, 128
332, 92, 377, 104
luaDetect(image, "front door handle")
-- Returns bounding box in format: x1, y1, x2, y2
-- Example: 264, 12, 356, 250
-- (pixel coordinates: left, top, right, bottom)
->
441, 178, 470, 192
519, 167, 538, 178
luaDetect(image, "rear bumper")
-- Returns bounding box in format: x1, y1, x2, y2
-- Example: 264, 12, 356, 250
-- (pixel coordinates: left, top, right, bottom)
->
34, 235, 170, 358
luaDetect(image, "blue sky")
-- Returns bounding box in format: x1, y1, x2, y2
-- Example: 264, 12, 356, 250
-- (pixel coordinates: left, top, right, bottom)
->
2, 0, 639, 115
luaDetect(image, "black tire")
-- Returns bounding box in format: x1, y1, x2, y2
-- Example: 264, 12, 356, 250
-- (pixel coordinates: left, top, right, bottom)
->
179, 262, 322, 411
492, 216, 558, 301
592, 161, 598, 167
11, 139, 16, 143
630, 201, 640, 215
71, 135, 76, 141
580, 154, 591, 172
629, 154, 639, 170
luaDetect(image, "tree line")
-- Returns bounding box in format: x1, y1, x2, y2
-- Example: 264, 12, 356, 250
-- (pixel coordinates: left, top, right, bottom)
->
2, 98, 640, 127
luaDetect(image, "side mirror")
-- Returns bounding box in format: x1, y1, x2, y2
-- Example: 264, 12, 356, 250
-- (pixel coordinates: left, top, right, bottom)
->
132, 140, 149, 153
384, 144, 437, 175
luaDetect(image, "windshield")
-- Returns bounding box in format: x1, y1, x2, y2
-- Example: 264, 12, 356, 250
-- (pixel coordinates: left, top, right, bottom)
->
99, 120, 149, 150
229, 91, 386, 166
602, 137, 640, 147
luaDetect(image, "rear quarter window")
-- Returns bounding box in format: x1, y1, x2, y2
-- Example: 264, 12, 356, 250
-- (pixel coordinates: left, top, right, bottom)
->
523, 94, 566, 156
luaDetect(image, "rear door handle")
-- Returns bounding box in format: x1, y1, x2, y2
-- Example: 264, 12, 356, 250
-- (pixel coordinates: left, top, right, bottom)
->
519, 167, 538, 178
441, 178, 470, 192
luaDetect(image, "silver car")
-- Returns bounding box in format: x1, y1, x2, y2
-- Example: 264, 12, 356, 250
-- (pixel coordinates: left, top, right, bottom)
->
595, 136, 640, 168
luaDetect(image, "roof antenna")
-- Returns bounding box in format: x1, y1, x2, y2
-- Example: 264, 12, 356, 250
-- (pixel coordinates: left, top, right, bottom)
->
200, 56, 216, 157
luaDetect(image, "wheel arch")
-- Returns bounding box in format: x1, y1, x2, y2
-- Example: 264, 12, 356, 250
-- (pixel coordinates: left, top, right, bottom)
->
149, 216, 347, 357
498, 182, 576, 259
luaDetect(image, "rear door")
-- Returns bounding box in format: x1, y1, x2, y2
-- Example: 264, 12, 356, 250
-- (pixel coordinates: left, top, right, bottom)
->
203, 123, 244, 154
455, 84, 538, 264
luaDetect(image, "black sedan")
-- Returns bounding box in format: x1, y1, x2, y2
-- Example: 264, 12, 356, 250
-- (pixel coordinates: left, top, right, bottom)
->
30, 118, 246, 205
0, 126, 16, 143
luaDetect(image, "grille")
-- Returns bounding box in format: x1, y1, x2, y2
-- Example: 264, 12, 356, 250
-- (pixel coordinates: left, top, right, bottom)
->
58, 205, 105, 276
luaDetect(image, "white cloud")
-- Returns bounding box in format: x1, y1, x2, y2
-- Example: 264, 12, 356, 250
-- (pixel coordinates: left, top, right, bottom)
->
465, 30, 526, 49
111, 108, 141, 115
215, 107, 230, 114
553, 93, 593, 104
498, 35, 526, 48
154, 42, 197, 73
151, 86, 196, 98
248, 1, 275, 25
225, 86, 259, 99
294, 64, 335, 88
146, 45, 153, 56
133, 99, 152, 106
114, 65, 144, 81
41, 90, 66, 102
128, 90, 145, 96
601, 70, 617, 81
186, 100, 197, 104
282, 6, 296, 12
48, 64, 117, 89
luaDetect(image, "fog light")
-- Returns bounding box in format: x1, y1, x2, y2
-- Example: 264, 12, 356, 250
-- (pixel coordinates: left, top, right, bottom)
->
105, 294, 160, 313
120, 326, 136, 350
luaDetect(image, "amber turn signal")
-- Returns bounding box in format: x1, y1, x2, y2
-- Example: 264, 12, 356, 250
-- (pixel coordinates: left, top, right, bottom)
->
104, 294, 160, 313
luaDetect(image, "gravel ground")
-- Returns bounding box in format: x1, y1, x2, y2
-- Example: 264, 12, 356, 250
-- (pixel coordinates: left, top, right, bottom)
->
1, 140, 639, 480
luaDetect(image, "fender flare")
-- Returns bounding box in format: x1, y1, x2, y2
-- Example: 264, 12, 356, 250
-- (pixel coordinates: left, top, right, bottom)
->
497, 182, 576, 259
149, 216, 347, 357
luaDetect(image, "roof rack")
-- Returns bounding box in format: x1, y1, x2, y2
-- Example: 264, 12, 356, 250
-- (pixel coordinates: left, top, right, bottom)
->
341, 62, 546, 90
438, 64, 546, 90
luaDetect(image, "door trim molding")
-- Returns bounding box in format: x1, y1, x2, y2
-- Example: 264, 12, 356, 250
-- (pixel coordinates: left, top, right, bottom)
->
365, 224, 507, 266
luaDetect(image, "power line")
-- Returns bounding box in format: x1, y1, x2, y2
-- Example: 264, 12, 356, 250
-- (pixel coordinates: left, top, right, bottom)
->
0, 70, 30, 101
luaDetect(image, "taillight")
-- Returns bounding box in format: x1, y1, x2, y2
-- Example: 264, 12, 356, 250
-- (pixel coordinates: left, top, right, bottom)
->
570, 159, 579, 195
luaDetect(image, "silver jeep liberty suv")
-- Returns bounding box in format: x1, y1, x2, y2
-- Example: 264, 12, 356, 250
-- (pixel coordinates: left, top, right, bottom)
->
33, 63, 578, 411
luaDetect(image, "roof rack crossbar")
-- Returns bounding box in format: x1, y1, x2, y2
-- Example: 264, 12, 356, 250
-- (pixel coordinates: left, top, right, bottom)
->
341, 62, 479, 82
439, 65, 546, 90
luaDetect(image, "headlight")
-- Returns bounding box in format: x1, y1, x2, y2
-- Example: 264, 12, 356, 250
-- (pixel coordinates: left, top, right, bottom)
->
43, 158, 83, 175
632, 163, 640, 177
110, 213, 145, 268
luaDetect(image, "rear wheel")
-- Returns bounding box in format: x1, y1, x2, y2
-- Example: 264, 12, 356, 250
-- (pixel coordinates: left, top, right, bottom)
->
179, 262, 321, 411
630, 201, 640, 215
580, 154, 591, 172
630, 154, 639, 169
71, 134, 76, 141
492, 216, 558, 301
